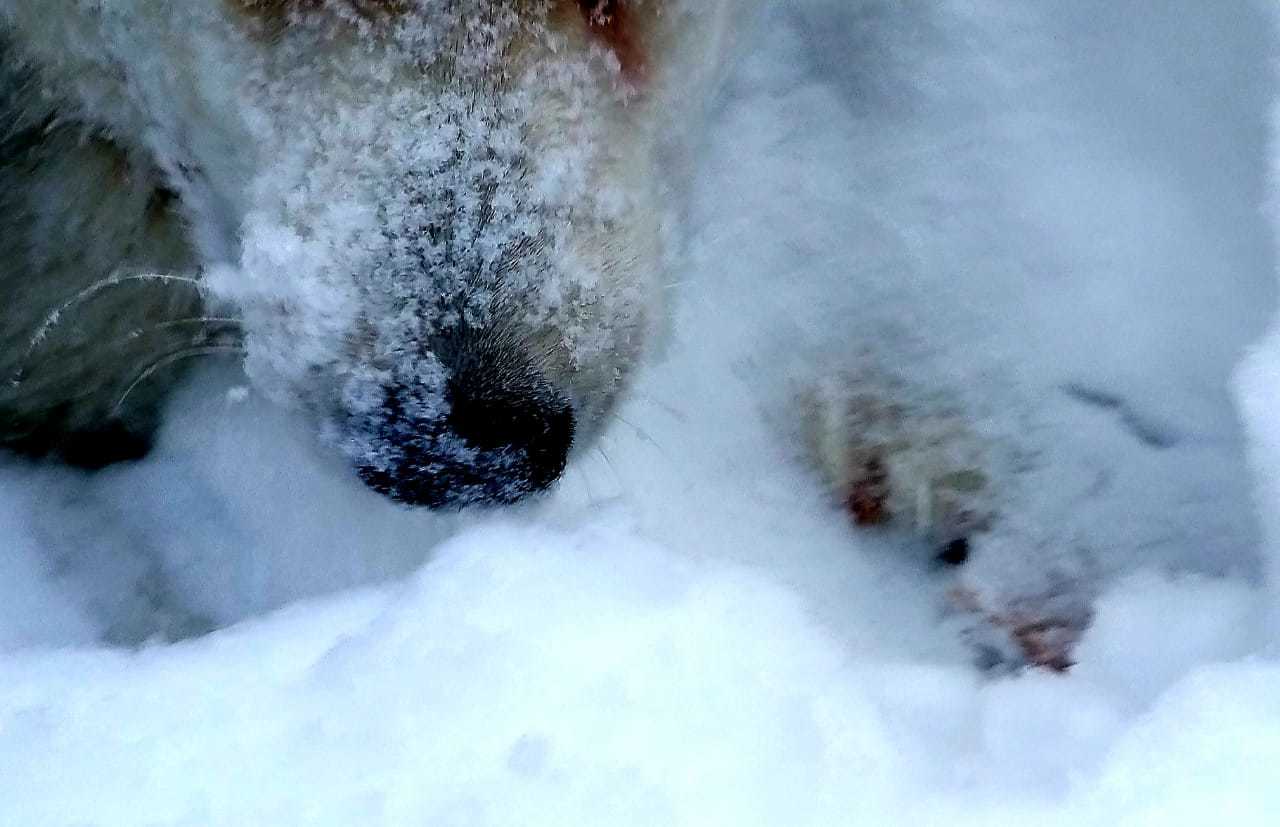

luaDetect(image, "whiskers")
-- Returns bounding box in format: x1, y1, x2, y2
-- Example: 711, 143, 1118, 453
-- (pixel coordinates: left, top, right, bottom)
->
11, 269, 247, 416
116, 316, 242, 342
21, 271, 204, 363
114, 342, 246, 415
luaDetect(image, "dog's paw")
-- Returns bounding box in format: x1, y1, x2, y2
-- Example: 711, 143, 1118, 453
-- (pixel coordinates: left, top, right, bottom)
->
947, 583, 1092, 672
802, 363, 1094, 671
802, 367, 997, 547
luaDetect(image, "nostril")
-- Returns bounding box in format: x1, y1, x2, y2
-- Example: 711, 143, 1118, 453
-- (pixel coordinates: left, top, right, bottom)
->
447, 382, 576, 488
449, 388, 551, 451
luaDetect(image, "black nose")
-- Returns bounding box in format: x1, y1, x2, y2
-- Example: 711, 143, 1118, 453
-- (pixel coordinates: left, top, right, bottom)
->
352, 363, 575, 510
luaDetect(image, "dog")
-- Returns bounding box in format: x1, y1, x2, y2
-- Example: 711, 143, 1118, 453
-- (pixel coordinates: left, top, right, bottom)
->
0, 0, 745, 507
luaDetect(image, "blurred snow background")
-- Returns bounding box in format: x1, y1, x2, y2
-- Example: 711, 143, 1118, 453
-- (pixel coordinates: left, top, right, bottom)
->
3, 0, 1280, 823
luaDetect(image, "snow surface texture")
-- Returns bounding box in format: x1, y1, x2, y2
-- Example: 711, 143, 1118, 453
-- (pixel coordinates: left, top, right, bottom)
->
3, 0, 1280, 823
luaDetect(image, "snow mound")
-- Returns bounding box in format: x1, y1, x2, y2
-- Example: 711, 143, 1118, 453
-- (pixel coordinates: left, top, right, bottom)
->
0, 519, 1276, 825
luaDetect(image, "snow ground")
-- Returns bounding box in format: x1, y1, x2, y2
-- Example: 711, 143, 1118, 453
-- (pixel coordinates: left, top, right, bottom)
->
3, 1, 1280, 823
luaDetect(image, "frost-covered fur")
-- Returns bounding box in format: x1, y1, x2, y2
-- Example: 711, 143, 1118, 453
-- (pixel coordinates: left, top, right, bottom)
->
0, 1, 746, 499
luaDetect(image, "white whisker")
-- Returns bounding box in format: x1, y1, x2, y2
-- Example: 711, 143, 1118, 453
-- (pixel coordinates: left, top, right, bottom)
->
117, 316, 243, 344
113, 344, 245, 415
18, 271, 204, 381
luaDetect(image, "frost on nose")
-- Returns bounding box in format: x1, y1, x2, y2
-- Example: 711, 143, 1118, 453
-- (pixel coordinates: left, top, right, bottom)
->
346, 340, 576, 509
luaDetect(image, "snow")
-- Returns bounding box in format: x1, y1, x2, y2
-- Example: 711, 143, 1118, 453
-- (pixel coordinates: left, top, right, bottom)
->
2, 0, 1280, 822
